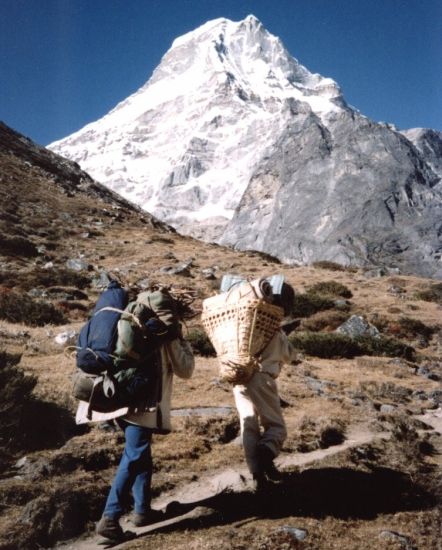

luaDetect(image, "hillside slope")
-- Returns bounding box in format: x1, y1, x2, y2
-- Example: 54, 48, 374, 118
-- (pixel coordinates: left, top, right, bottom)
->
0, 123, 441, 550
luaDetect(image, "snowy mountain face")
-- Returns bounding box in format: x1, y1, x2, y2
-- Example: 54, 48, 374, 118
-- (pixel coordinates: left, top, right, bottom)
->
48, 15, 344, 239
49, 15, 442, 277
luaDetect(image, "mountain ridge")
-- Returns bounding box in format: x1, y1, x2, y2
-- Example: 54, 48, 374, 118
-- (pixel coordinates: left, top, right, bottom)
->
47, 16, 442, 277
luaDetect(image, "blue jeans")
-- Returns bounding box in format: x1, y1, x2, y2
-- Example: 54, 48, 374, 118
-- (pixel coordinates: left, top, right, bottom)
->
103, 420, 153, 519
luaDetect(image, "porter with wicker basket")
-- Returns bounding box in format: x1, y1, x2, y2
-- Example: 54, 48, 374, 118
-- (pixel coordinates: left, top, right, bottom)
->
201, 281, 284, 384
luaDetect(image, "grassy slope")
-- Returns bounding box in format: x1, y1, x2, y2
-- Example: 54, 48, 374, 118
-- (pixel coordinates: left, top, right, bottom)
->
0, 133, 441, 549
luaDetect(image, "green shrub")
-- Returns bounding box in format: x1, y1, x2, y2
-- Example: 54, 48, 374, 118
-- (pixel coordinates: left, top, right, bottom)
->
357, 335, 415, 361
289, 331, 361, 358
292, 292, 335, 318
0, 351, 36, 449
289, 331, 415, 360
311, 260, 357, 272
414, 283, 442, 304
307, 281, 353, 299
0, 267, 90, 291
301, 311, 350, 332
0, 287, 67, 326
387, 317, 435, 341
244, 249, 281, 264
148, 235, 175, 244
0, 234, 38, 258
186, 329, 216, 357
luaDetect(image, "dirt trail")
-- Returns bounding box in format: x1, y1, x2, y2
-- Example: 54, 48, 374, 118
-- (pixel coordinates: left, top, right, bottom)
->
56, 423, 393, 550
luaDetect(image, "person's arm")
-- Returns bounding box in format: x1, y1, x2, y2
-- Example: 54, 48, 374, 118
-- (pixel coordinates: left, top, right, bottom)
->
165, 338, 195, 379
278, 331, 298, 364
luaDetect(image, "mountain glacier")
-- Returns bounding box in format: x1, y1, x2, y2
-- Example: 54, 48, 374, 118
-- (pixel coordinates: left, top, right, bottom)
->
49, 15, 442, 277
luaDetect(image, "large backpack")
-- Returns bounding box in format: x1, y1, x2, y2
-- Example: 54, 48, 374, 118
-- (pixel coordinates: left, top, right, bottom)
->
76, 280, 129, 375
73, 287, 176, 418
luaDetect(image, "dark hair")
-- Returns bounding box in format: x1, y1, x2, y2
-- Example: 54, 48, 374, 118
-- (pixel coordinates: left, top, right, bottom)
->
273, 283, 295, 316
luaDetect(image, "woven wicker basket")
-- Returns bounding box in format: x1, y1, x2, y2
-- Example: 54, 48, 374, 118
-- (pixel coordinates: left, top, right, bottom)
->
201, 285, 283, 384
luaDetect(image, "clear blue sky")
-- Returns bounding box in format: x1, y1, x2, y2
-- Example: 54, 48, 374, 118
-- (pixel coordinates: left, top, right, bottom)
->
1, 0, 441, 146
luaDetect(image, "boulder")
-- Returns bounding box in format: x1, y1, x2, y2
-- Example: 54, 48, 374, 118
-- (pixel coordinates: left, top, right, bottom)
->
336, 315, 380, 339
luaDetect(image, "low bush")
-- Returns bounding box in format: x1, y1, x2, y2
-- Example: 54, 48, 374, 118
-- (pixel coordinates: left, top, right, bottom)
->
387, 317, 435, 341
147, 235, 175, 244
358, 381, 412, 404
356, 335, 415, 361
289, 331, 415, 360
0, 351, 36, 451
307, 281, 353, 299
289, 416, 346, 453
311, 260, 357, 272
186, 329, 216, 357
292, 292, 335, 318
0, 286, 67, 326
301, 310, 350, 332
289, 332, 361, 358
0, 267, 90, 291
0, 234, 38, 258
244, 249, 281, 264
414, 282, 442, 304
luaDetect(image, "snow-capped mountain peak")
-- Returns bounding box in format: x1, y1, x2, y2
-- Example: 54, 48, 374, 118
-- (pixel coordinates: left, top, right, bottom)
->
48, 15, 441, 278
49, 15, 344, 237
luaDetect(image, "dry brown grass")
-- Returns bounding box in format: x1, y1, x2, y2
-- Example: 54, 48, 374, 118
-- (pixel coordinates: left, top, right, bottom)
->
1, 149, 442, 549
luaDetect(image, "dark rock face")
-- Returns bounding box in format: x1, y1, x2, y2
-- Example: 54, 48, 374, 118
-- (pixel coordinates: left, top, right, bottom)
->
221, 109, 442, 278
402, 128, 442, 179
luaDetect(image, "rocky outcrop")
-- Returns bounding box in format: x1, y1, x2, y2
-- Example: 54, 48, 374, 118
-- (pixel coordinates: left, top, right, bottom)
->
401, 128, 442, 179
220, 109, 442, 278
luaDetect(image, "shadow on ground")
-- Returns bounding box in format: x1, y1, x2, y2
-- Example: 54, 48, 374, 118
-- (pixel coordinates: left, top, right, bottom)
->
141, 466, 436, 538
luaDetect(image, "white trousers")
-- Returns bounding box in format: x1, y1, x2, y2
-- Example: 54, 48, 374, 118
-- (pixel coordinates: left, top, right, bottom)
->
233, 371, 287, 474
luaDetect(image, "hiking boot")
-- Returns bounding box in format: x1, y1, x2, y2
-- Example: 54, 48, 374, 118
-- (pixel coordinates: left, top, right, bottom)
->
131, 508, 166, 527
256, 444, 275, 470
256, 445, 283, 481
252, 472, 269, 493
96, 515, 135, 542
264, 461, 284, 482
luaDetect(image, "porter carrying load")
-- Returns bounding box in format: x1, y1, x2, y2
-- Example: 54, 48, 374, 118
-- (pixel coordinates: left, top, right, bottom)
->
201, 277, 284, 384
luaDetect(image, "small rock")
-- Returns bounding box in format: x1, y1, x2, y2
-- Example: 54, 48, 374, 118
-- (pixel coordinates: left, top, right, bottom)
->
136, 278, 151, 290
379, 530, 414, 549
380, 404, 396, 414
43, 261, 54, 269
16, 457, 53, 480
55, 330, 77, 346
304, 376, 325, 394
277, 526, 308, 541
389, 285, 405, 296
417, 366, 431, 379
28, 288, 47, 298
15, 456, 28, 469
91, 271, 112, 289
412, 390, 428, 401
428, 390, 442, 405
363, 267, 401, 278
159, 260, 193, 276
363, 267, 388, 278
66, 258, 90, 272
